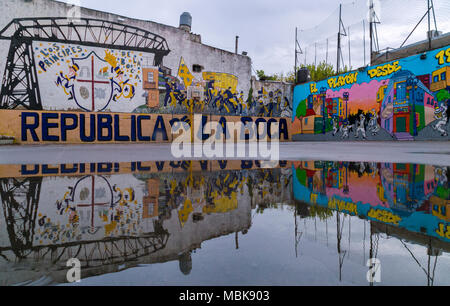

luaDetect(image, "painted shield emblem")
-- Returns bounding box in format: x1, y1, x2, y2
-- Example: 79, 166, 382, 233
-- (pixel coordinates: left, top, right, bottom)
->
72, 52, 113, 111
71, 175, 113, 234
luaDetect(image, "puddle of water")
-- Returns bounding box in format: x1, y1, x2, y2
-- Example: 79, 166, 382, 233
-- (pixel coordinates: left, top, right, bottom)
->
0, 160, 448, 286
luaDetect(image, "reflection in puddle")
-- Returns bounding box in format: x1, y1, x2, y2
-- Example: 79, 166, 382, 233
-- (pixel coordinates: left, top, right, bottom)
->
0, 160, 448, 285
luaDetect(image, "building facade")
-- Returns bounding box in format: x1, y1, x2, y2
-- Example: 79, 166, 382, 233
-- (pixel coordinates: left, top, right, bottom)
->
0, 0, 293, 119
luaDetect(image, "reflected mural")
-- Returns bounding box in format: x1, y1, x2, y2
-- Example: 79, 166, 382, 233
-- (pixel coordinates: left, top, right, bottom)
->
0, 159, 448, 285
293, 161, 449, 243
0, 160, 291, 285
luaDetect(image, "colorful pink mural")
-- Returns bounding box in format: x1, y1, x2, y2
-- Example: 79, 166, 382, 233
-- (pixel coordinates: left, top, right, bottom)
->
293, 45, 450, 141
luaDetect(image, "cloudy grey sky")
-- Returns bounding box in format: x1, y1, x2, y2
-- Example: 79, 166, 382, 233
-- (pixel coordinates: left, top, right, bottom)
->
75, 0, 450, 76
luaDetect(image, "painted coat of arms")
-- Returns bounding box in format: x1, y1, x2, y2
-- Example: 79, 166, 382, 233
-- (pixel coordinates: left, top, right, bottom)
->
54, 49, 141, 112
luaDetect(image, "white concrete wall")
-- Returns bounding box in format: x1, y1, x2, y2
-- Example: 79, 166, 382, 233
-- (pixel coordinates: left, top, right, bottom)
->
0, 0, 252, 101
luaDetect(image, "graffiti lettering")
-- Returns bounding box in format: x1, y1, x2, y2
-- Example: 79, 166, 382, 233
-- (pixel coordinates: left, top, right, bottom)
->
17, 111, 289, 143
367, 208, 401, 225
367, 61, 401, 78
435, 48, 450, 65
327, 72, 358, 89
37, 43, 83, 72
310, 83, 318, 94
328, 198, 358, 215
436, 223, 450, 239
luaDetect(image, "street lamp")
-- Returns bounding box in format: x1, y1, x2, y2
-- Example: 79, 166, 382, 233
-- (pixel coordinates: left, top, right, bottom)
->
343, 92, 349, 119
320, 87, 327, 134
343, 162, 349, 195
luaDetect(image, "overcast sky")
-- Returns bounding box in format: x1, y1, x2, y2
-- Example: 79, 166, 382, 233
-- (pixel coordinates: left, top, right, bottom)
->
74, 0, 450, 76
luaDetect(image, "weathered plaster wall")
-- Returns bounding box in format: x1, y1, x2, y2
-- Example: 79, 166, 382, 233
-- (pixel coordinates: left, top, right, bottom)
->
0, 0, 252, 100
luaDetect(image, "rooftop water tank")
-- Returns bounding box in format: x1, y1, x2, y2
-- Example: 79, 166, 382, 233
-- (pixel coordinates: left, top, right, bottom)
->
179, 12, 192, 32
296, 67, 310, 85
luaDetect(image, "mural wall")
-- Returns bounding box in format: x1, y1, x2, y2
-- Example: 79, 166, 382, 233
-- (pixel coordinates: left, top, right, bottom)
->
0, 18, 292, 118
293, 161, 450, 243
154, 62, 292, 117
292, 45, 450, 141
0, 110, 291, 144
0, 17, 292, 144
34, 42, 292, 118
0, 159, 292, 284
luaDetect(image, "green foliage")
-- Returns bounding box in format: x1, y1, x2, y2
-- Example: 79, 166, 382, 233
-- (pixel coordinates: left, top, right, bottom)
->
309, 204, 333, 221
436, 186, 449, 200
256, 70, 278, 81
256, 61, 351, 84
436, 89, 450, 102
296, 99, 307, 118
304, 62, 335, 82
296, 168, 307, 186
284, 62, 350, 83
246, 87, 253, 109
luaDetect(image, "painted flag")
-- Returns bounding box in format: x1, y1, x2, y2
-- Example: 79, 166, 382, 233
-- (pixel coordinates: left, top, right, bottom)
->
177, 57, 194, 89
258, 87, 268, 96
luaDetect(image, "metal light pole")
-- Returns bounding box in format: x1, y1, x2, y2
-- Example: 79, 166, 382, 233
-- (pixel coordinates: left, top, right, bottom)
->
320, 87, 327, 134
343, 162, 349, 195
343, 92, 349, 119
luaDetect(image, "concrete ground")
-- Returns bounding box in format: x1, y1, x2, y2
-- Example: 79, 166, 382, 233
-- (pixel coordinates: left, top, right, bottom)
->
0, 141, 449, 166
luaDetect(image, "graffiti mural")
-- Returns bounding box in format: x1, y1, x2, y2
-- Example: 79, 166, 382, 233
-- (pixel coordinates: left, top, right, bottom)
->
35, 42, 144, 113
292, 45, 450, 141
0, 110, 291, 144
36, 174, 145, 243
293, 161, 450, 242
0, 17, 292, 121
153, 60, 292, 118
0, 159, 291, 284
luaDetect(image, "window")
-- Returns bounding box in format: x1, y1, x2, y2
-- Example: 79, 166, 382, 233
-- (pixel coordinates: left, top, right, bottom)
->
433, 75, 439, 83
147, 71, 154, 83
192, 64, 203, 72
441, 72, 446, 81
396, 83, 406, 100
397, 164, 406, 170
427, 97, 430, 105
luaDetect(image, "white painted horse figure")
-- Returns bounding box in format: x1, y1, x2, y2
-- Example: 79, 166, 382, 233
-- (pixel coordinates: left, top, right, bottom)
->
433, 103, 448, 137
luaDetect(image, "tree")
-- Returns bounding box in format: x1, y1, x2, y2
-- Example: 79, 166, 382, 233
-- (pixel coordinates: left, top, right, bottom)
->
296, 99, 307, 118
256, 70, 277, 81
284, 62, 350, 83
305, 62, 336, 82
296, 99, 307, 133
309, 204, 333, 221
436, 89, 450, 103
246, 87, 253, 109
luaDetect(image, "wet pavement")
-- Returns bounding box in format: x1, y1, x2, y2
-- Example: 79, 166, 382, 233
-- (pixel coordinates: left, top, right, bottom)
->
0, 149, 448, 286
0, 141, 449, 165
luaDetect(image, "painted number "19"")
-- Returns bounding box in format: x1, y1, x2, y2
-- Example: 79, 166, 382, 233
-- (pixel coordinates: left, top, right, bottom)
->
435, 48, 450, 65
435, 223, 450, 239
